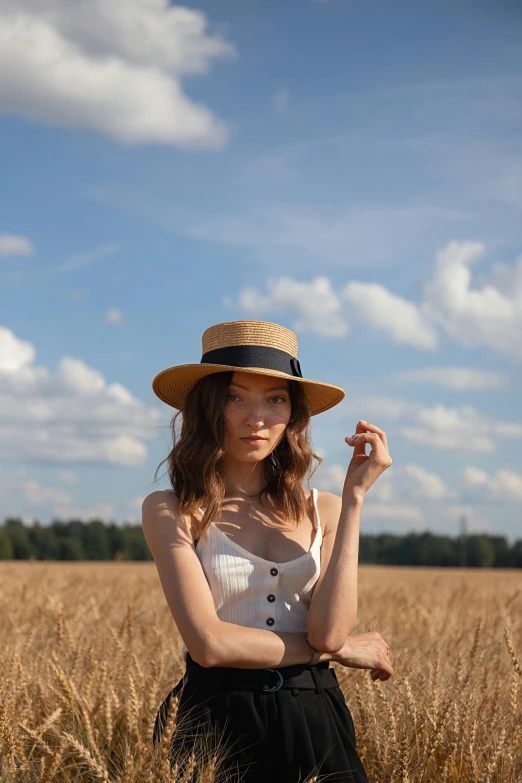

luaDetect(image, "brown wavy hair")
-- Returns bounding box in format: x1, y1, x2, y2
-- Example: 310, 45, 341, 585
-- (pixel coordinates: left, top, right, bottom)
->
153, 371, 323, 535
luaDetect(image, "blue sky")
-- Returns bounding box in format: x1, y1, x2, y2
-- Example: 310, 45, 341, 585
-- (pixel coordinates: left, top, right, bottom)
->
1, 0, 521, 542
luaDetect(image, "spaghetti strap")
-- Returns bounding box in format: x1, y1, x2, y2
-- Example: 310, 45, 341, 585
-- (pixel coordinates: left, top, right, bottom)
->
312, 488, 321, 531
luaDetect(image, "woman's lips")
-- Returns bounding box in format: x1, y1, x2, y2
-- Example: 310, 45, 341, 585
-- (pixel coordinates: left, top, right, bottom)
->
241, 437, 266, 444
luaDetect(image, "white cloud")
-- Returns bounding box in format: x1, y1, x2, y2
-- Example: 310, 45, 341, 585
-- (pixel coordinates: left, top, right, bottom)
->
105, 307, 123, 324
370, 464, 455, 502
312, 454, 520, 532
314, 463, 346, 493
0, 467, 115, 523
315, 460, 454, 503
392, 366, 508, 390
0, 0, 234, 147
312, 456, 516, 534
342, 281, 438, 350
1, 470, 70, 510
232, 240, 522, 359
400, 404, 503, 452
314, 460, 424, 521
0, 234, 35, 257
57, 241, 123, 273
462, 466, 522, 501
379, 122, 522, 213
130, 495, 145, 511
237, 276, 348, 337
339, 395, 413, 420
187, 203, 462, 269
422, 241, 522, 360
441, 505, 492, 532
362, 504, 422, 521
0, 324, 161, 466
56, 470, 76, 483
401, 464, 453, 500
341, 394, 522, 453
273, 87, 290, 113
462, 466, 489, 485
0, 326, 36, 373
443, 504, 474, 519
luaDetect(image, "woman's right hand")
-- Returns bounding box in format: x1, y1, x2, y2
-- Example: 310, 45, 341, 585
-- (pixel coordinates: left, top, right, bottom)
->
331, 632, 394, 681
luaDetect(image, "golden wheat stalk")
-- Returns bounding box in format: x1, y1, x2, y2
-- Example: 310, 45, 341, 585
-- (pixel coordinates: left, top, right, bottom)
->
63, 730, 111, 782
485, 725, 507, 778
69, 643, 83, 681
50, 659, 106, 770
127, 670, 140, 740
180, 748, 197, 783
0, 695, 22, 776
104, 687, 114, 747
49, 660, 76, 711
40, 740, 66, 783
18, 723, 53, 756
34, 707, 63, 738
504, 625, 522, 676
153, 692, 181, 783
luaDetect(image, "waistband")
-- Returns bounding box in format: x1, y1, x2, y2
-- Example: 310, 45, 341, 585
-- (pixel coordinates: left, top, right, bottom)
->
184, 653, 339, 693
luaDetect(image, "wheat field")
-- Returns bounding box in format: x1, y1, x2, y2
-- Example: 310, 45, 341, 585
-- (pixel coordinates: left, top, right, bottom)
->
0, 561, 520, 783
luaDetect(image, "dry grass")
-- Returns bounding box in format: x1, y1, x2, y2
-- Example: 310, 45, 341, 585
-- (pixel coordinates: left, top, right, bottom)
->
0, 561, 520, 782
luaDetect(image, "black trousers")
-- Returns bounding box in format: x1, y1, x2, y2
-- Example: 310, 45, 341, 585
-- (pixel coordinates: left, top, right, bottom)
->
153, 653, 369, 783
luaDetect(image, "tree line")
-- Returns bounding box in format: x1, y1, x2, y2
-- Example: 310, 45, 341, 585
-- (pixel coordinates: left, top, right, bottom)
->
0, 517, 521, 567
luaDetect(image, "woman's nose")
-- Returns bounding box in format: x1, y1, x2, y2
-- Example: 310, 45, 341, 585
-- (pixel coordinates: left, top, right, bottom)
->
245, 405, 265, 427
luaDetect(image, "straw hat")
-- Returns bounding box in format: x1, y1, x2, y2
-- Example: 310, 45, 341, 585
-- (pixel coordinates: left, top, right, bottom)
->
152, 320, 345, 416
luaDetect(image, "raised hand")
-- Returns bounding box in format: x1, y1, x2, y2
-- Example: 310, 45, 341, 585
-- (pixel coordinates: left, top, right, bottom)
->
343, 420, 392, 504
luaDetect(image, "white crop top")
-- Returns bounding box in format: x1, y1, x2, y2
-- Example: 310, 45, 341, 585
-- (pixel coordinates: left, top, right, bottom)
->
181, 488, 323, 663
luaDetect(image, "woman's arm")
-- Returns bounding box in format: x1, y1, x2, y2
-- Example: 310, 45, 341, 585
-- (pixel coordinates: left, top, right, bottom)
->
205, 622, 336, 668
305, 420, 392, 653
205, 624, 394, 681
305, 495, 362, 653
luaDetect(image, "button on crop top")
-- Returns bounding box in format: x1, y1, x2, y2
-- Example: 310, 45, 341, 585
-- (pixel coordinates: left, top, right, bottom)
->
181, 488, 323, 663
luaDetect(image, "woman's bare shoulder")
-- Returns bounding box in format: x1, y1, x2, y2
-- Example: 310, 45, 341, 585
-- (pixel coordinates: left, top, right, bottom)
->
141, 489, 200, 544
141, 488, 179, 516
315, 490, 342, 536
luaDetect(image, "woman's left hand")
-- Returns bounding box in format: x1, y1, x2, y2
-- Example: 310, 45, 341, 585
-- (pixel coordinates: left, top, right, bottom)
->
331, 632, 394, 681
342, 420, 392, 504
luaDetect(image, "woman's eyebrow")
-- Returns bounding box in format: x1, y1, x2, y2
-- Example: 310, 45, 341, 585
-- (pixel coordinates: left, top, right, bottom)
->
229, 383, 289, 393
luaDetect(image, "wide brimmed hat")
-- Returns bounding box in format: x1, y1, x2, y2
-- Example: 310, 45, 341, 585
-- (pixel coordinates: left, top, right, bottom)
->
152, 320, 345, 416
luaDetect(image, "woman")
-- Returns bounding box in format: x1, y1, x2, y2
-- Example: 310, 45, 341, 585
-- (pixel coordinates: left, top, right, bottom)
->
142, 319, 393, 783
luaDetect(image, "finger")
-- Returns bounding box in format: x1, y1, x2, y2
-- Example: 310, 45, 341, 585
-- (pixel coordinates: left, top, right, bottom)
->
345, 435, 367, 460
356, 420, 388, 450
346, 433, 381, 445
345, 432, 389, 465
356, 420, 387, 449
352, 430, 368, 460
371, 668, 391, 681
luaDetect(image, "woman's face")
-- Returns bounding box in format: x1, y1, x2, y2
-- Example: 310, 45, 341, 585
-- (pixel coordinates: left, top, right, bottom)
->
222, 371, 291, 463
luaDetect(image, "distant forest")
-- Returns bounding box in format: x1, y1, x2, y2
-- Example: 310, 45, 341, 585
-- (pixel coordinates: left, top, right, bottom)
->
0, 517, 521, 567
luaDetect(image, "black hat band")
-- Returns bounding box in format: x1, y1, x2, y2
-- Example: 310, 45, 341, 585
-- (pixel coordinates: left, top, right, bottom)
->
201, 345, 303, 378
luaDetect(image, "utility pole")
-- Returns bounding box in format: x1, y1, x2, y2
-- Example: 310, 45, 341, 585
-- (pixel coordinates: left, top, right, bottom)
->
459, 513, 468, 568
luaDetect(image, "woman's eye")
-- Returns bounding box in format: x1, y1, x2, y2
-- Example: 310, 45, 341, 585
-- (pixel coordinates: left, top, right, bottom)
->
226, 394, 287, 403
